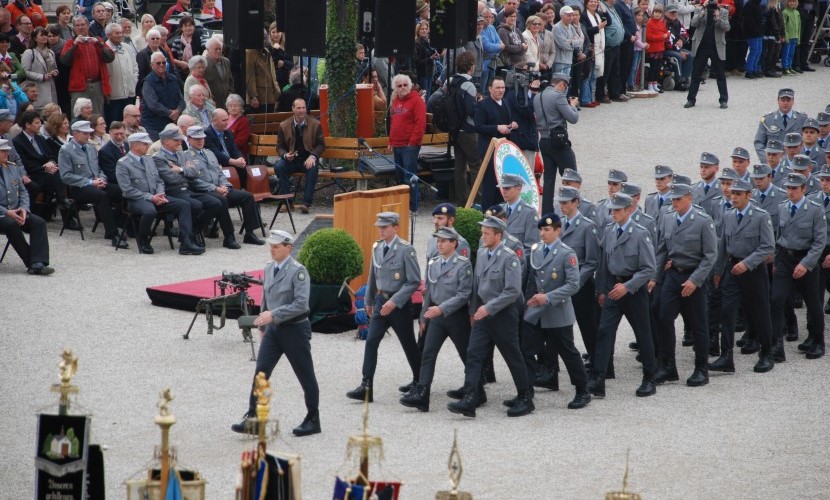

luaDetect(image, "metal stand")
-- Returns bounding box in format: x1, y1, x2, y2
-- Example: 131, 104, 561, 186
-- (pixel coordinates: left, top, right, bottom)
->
807, 4, 830, 66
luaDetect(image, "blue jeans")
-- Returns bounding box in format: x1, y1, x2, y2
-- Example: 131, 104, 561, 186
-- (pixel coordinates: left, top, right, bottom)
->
664, 49, 694, 80
628, 51, 641, 87
275, 157, 319, 206
746, 37, 763, 73
581, 64, 596, 105
553, 62, 571, 74
781, 38, 798, 69
394, 145, 421, 209
480, 67, 496, 96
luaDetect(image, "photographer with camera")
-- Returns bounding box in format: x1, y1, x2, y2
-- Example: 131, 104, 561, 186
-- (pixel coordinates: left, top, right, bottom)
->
684, 0, 730, 109
534, 73, 579, 214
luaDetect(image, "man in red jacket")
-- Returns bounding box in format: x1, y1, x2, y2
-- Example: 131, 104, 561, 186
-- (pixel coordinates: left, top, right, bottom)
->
388, 73, 426, 211
60, 16, 114, 116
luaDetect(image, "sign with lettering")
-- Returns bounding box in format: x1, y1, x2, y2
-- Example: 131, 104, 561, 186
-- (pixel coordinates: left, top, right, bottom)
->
493, 139, 540, 212
35, 414, 89, 500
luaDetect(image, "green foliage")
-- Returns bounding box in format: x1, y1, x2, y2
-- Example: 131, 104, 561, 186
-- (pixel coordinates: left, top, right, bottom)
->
297, 228, 364, 285
325, 0, 359, 138
454, 208, 483, 263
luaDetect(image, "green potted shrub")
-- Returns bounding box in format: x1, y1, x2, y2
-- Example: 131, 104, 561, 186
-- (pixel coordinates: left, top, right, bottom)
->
454, 207, 483, 264
297, 228, 364, 326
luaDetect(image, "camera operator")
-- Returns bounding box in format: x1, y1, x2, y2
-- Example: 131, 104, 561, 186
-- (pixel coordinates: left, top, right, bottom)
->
504, 69, 540, 171
534, 73, 579, 214
684, 0, 730, 109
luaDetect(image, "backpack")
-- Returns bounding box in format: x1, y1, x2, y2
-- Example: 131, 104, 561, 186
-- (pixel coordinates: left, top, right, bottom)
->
431, 75, 468, 134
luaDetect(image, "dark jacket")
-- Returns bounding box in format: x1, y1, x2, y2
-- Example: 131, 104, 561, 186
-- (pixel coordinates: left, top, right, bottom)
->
136, 47, 175, 98
12, 132, 55, 175
140, 71, 185, 138
278, 84, 319, 113
204, 125, 243, 166
97, 139, 127, 183
413, 37, 436, 84
276, 115, 325, 160
614, 1, 637, 40
764, 6, 785, 38
474, 96, 513, 154
504, 88, 538, 151
742, 0, 763, 39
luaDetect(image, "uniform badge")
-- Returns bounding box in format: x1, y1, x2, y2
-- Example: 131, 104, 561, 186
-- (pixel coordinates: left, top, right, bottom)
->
298, 272, 305, 281
511, 260, 518, 268
769, 125, 779, 132
531, 243, 538, 251
552, 271, 557, 279
709, 222, 714, 230
373, 242, 378, 249
394, 272, 400, 280
467, 269, 471, 275
461, 248, 468, 257
515, 249, 523, 258
410, 250, 414, 257
569, 256, 577, 267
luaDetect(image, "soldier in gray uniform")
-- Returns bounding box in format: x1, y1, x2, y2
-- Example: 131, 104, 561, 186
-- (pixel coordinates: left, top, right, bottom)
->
801, 118, 823, 163
729, 147, 752, 182
447, 215, 533, 418
424, 203, 471, 262
654, 184, 718, 388
644, 165, 674, 221
813, 165, 830, 328
790, 155, 820, 195
753, 88, 808, 162
499, 174, 540, 250
781, 132, 803, 170
0, 139, 53, 275
589, 193, 658, 399
764, 140, 789, 187
558, 168, 598, 222
693, 152, 723, 217
817, 111, 830, 150
400, 227, 472, 412
710, 179, 776, 374
521, 213, 591, 410
594, 169, 628, 237
115, 133, 204, 255
347, 212, 422, 402
622, 183, 656, 243
770, 173, 826, 361
231, 230, 321, 437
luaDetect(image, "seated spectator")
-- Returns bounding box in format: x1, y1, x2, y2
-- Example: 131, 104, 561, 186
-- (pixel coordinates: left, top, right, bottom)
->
21, 27, 58, 113
225, 94, 250, 159
38, 103, 59, 134
89, 113, 109, 150
183, 55, 213, 107
498, 7, 528, 69
0, 138, 53, 275
183, 84, 216, 127
133, 13, 155, 52
202, 0, 222, 19
663, 4, 693, 89
245, 47, 280, 113
0, 62, 27, 115
168, 15, 203, 80
104, 21, 138, 125
42, 112, 69, 158
59, 16, 115, 116
275, 97, 325, 214
122, 104, 146, 135
10, 15, 32, 58
72, 97, 93, 124
55, 5, 74, 41
204, 108, 247, 186
0, 33, 26, 82
9, 100, 33, 136
278, 67, 319, 112
97, 119, 127, 182
140, 51, 185, 140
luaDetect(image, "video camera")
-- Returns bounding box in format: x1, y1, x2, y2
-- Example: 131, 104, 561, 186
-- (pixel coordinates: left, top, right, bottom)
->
501, 64, 545, 106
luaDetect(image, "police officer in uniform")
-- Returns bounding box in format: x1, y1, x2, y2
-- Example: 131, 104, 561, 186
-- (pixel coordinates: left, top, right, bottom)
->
790, 155, 820, 195
801, 118, 823, 163
589, 193, 658, 398
400, 227, 472, 412
770, 173, 826, 361
499, 174, 540, 250
730, 147, 752, 182
594, 169, 629, 237
710, 179, 776, 373
753, 88, 808, 162
231, 230, 322, 437
521, 213, 591, 410
654, 183, 718, 387
447, 215, 533, 418
558, 168, 599, 222
764, 140, 789, 187
644, 165, 674, 221
347, 212, 422, 402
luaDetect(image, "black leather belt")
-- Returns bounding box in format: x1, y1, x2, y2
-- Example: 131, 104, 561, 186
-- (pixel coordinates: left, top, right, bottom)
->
284, 314, 309, 325
670, 265, 692, 274
727, 255, 744, 264
377, 290, 393, 299
614, 275, 632, 283
777, 245, 808, 258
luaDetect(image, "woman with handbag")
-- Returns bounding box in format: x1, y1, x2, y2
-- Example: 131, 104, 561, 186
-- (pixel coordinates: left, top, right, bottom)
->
21, 27, 58, 112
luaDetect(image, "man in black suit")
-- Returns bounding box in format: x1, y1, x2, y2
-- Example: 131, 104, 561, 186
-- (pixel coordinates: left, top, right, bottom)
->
97, 121, 128, 184
475, 76, 517, 210
205, 108, 248, 187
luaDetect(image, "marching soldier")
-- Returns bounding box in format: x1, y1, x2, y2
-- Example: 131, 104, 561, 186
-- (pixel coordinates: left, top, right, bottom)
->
753, 88, 808, 162
764, 140, 789, 187
729, 147, 752, 182
654, 183, 718, 388
818, 112, 830, 150
400, 227, 472, 412
770, 173, 826, 361
621, 183, 656, 243
499, 174, 540, 250
521, 213, 591, 410
558, 168, 598, 222
790, 155, 820, 195
644, 165, 674, 221
801, 118, 823, 163
594, 169, 628, 236
231, 230, 322, 437
347, 212, 421, 402
813, 165, 830, 335
782, 132, 803, 169
693, 152, 723, 217
447, 216, 533, 418
589, 193, 658, 399
710, 179, 776, 374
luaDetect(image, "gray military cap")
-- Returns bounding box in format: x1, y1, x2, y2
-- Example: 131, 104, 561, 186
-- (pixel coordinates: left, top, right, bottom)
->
550, 72, 571, 85
561, 168, 582, 183
750, 163, 773, 178
719, 167, 740, 181
783, 132, 802, 147
802, 118, 820, 132
666, 3, 679, 12
266, 229, 294, 245
374, 211, 400, 226
159, 125, 185, 141
555, 186, 580, 202
700, 152, 719, 165
71, 120, 94, 133
0, 109, 12, 122
778, 88, 795, 99
765, 139, 784, 153
731, 179, 753, 192
620, 182, 641, 196
0, 138, 12, 150
817, 112, 830, 126
730, 147, 751, 160
186, 125, 207, 138
485, 204, 507, 218
478, 214, 507, 231
791, 154, 812, 170
654, 165, 674, 178
497, 174, 525, 188
607, 192, 633, 209
127, 132, 153, 144
783, 173, 806, 187
607, 169, 628, 183
815, 164, 830, 179
669, 183, 694, 199
433, 226, 460, 240
672, 173, 693, 185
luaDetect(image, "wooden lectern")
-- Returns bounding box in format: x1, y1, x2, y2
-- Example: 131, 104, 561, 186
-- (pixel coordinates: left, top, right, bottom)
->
334, 185, 410, 290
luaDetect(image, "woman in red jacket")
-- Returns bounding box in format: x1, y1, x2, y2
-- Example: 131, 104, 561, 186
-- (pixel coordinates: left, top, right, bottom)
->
388, 73, 426, 210
645, 4, 669, 93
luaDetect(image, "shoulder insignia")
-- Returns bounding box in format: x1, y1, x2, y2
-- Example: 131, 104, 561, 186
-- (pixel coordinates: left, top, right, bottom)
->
809, 200, 821, 207
709, 222, 714, 230
592, 227, 597, 234
531, 243, 538, 251
399, 239, 411, 246
569, 255, 577, 267
461, 248, 469, 257
453, 256, 458, 264
515, 248, 523, 258
458, 255, 469, 261
297, 272, 305, 281
575, 218, 580, 225
646, 235, 651, 242
467, 268, 471, 275
511, 260, 518, 268
372, 241, 378, 249
767, 219, 772, 225
690, 213, 696, 220
410, 250, 415, 257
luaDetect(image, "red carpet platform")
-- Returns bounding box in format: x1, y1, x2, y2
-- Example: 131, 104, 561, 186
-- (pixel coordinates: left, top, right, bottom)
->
146, 270, 266, 317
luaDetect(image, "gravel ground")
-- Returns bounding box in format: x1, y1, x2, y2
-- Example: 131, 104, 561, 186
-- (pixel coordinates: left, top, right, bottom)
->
2, 68, 830, 500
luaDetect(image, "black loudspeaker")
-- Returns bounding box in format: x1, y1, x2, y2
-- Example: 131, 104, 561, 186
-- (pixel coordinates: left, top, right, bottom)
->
284, 0, 326, 57
224, 0, 265, 50
430, 0, 475, 49
374, 0, 416, 57
359, 0, 376, 45
275, 0, 286, 31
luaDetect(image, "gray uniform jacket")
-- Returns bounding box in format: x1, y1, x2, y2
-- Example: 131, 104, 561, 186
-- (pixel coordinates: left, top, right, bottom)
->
693, 179, 723, 218
524, 238, 579, 328
472, 242, 523, 316
812, 191, 830, 244
596, 221, 656, 295
504, 199, 540, 249
803, 175, 820, 196
153, 149, 200, 192
261, 256, 310, 326
0, 133, 24, 177
186, 147, 231, 192
770, 164, 790, 188
803, 146, 823, 164
425, 233, 471, 263
0, 162, 29, 214
532, 85, 578, 137
752, 184, 787, 237
753, 110, 808, 161
644, 192, 672, 221
631, 208, 657, 248
560, 211, 599, 288
58, 140, 106, 187
594, 198, 612, 231
776, 199, 827, 270
554, 197, 598, 223
115, 154, 165, 201
367, 236, 421, 309
421, 252, 473, 322
715, 206, 775, 274
655, 207, 718, 287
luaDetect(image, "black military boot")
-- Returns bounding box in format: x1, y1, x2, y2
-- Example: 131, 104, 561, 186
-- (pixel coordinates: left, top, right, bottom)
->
346, 379, 373, 402
797, 336, 814, 352
753, 350, 774, 373
400, 384, 430, 412
475, 384, 488, 407
708, 350, 735, 372
567, 389, 591, 409
681, 330, 694, 347
231, 411, 258, 434
446, 386, 465, 400
292, 410, 321, 436
506, 391, 535, 417
806, 343, 825, 360
587, 374, 606, 398
398, 380, 415, 394
654, 359, 679, 384
447, 392, 478, 417
533, 369, 559, 391
772, 337, 786, 362
605, 362, 616, 380
735, 315, 746, 332
708, 334, 720, 357
736, 331, 750, 347
785, 320, 799, 342
635, 378, 657, 397
503, 387, 534, 408
179, 233, 206, 255
686, 360, 709, 387
740, 338, 760, 355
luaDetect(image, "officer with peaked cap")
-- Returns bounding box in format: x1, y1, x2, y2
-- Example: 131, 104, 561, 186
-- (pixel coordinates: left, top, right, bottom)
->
558, 168, 598, 222
817, 111, 830, 149
589, 192, 658, 399
729, 147, 752, 181
801, 118, 823, 163
753, 88, 807, 162
812, 165, 830, 327
498, 174, 540, 250
425, 203, 471, 262
693, 152, 723, 218
769, 173, 826, 361
400, 226, 473, 412
622, 182, 657, 246
790, 154, 819, 195
781, 132, 803, 169
521, 213, 591, 410
448, 215, 533, 418
645, 165, 674, 220
594, 169, 629, 235
653, 183, 718, 387
763, 140, 789, 187
347, 212, 422, 403
710, 179, 776, 374
231, 230, 322, 437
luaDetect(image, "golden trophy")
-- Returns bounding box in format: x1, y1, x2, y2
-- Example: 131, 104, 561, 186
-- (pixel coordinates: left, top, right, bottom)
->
436, 430, 473, 500
50, 349, 78, 415
605, 450, 642, 500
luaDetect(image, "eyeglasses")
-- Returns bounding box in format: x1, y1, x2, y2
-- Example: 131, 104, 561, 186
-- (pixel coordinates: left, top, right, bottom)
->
533, 22, 543, 25
396, 84, 410, 88
152, 61, 166, 66
19, 22, 32, 26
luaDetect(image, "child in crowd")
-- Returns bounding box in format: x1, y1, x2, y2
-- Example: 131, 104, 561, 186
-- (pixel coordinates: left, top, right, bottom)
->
628, 7, 649, 92
645, 4, 668, 93
763, 0, 785, 77
780, 0, 801, 74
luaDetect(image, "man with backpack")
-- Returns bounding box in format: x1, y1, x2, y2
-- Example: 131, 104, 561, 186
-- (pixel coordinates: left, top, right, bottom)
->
438, 52, 479, 206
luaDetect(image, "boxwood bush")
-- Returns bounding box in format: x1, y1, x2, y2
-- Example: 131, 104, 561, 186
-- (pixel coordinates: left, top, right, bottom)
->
297, 228, 364, 285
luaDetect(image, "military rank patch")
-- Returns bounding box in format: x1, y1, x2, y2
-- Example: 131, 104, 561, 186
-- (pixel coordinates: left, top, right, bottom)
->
592, 228, 597, 234
531, 243, 538, 251
511, 260, 518, 268
410, 250, 415, 257
569, 256, 577, 266
461, 248, 469, 257
467, 269, 471, 275
298, 272, 306, 281
710, 222, 715, 230
767, 219, 772, 224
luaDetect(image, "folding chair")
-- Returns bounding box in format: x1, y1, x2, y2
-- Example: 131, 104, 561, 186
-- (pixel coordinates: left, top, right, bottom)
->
59, 187, 85, 240
245, 165, 296, 234
114, 199, 175, 253
0, 239, 9, 263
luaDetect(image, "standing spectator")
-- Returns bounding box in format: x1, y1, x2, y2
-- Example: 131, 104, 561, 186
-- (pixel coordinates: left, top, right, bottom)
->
21, 26, 58, 112
645, 4, 668, 92
534, 73, 579, 213
140, 52, 185, 140
504, 73, 539, 169
554, 6, 583, 73
278, 67, 319, 112
10, 15, 32, 57
389, 73, 426, 211
742, 0, 764, 78
168, 15, 203, 81
203, 37, 232, 110
0, 62, 27, 116
523, 15, 543, 69
7, 0, 46, 29
614, 0, 637, 98
684, 2, 730, 109
162, 0, 192, 32
46, 27, 70, 116
104, 22, 137, 124
450, 52, 480, 206
763, 0, 785, 77
475, 77, 515, 210
537, 9, 556, 79
480, 9, 503, 94
267, 23, 294, 88
274, 98, 325, 213
118, 18, 137, 57
0, 33, 26, 82
498, 8, 529, 69
226, 94, 250, 159
663, 5, 694, 90
60, 16, 114, 116
55, 6, 74, 41
597, 0, 629, 102
796, 0, 817, 72
135, 29, 172, 98
780, 0, 800, 74
582, 0, 607, 104
183, 55, 213, 107
458, 14, 486, 91
540, 2, 557, 31
132, 13, 155, 52
499, 0, 527, 31
627, 7, 647, 92
88, 3, 108, 41
723, 0, 743, 75
76, 0, 96, 22
202, 0, 223, 19
0, 9, 16, 38
245, 47, 280, 113
414, 21, 440, 97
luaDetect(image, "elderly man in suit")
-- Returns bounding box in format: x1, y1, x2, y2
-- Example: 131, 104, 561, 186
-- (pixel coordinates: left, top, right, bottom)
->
203, 37, 233, 111
97, 120, 128, 184
274, 97, 325, 214
183, 84, 216, 128
205, 108, 247, 187
683, 0, 730, 109
475, 76, 517, 210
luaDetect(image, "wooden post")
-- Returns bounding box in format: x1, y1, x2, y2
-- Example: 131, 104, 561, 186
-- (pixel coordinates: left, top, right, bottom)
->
319, 84, 329, 136
355, 83, 375, 138
465, 138, 497, 209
